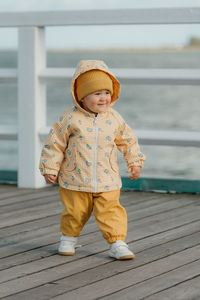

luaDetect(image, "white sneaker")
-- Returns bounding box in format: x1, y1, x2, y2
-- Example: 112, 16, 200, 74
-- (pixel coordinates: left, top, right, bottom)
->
58, 235, 78, 256
109, 240, 135, 260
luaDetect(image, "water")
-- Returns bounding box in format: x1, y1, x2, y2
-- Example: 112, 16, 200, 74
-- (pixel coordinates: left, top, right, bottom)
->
0, 49, 200, 179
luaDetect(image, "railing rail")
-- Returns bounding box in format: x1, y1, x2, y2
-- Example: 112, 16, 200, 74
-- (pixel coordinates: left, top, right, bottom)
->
1, 126, 200, 148
0, 7, 200, 188
0, 8, 200, 27
1, 68, 200, 85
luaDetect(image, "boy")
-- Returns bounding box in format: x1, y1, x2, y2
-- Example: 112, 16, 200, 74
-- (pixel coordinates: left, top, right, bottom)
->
39, 60, 145, 260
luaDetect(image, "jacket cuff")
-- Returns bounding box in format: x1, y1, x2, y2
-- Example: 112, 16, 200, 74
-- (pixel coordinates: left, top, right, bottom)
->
127, 160, 144, 169
40, 167, 59, 176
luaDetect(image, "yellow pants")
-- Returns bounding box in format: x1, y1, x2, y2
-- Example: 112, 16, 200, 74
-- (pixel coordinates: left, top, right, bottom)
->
59, 187, 127, 244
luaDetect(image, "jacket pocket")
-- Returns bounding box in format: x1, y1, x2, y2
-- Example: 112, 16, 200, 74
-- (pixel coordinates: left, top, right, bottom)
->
109, 147, 119, 173
64, 148, 78, 172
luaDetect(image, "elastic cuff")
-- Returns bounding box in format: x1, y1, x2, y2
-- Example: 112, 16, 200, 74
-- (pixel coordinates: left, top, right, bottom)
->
107, 235, 126, 244
42, 168, 58, 176
60, 227, 80, 238
128, 162, 144, 169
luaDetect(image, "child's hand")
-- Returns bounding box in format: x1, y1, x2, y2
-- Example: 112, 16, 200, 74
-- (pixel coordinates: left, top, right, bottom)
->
126, 166, 141, 180
44, 174, 57, 184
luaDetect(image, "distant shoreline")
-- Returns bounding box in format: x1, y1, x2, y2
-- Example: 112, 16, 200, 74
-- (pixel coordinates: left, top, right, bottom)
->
1, 46, 200, 53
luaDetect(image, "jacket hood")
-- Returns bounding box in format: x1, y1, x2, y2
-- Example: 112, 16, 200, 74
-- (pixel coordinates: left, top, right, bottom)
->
71, 60, 120, 113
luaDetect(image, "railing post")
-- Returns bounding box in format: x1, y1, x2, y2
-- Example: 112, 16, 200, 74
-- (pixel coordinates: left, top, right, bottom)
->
18, 27, 46, 188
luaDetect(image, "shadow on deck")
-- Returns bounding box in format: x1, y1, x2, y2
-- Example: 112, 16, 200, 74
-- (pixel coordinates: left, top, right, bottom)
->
0, 185, 200, 300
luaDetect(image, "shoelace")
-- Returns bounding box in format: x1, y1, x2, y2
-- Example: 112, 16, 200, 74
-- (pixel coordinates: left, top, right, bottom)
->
114, 242, 129, 250
118, 244, 128, 249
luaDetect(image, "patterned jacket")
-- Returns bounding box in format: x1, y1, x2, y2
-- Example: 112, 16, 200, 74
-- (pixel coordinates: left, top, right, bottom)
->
39, 60, 145, 192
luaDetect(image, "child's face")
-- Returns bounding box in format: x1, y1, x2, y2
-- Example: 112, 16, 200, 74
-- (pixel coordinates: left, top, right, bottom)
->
81, 90, 111, 114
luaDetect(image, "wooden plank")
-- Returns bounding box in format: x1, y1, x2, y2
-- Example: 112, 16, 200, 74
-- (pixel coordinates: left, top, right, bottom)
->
127, 203, 200, 231
0, 187, 36, 201
0, 201, 62, 228
0, 203, 199, 270
1, 196, 198, 240
0, 195, 157, 240
0, 215, 59, 238
2, 242, 199, 299
1, 188, 197, 222
0, 197, 199, 260
0, 189, 155, 210
0, 243, 58, 272
0, 188, 199, 300
0, 193, 160, 242
120, 192, 199, 207
0, 196, 198, 251
144, 276, 200, 300
0, 193, 186, 241
46, 246, 200, 300
102, 260, 200, 300
0, 187, 155, 206
1, 229, 199, 285
0, 185, 17, 192
1, 194, 194, 251
0, 186, 57, 202
0, 191, 60, 213
0, 188, 57, 205
0, 203, 199, 266
0, 218, 198, 273
3, 190, 191, 241
0, 217, 199, 279
0, 192, 172, 229
126, 196, 198, 220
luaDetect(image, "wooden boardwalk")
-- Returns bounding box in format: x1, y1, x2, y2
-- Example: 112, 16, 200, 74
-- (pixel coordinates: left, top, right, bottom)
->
0, 185, 200, 300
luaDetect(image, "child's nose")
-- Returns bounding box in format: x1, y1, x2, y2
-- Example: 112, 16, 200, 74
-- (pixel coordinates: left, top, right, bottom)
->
100, 93, 108, 100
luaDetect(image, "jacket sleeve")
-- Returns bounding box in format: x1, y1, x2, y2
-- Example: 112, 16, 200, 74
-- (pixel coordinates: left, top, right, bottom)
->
39, 113, 71, 176
115, 119, 146, 169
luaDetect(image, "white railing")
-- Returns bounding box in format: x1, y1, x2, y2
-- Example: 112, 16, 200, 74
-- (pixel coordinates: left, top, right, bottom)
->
0, 8, 200, 188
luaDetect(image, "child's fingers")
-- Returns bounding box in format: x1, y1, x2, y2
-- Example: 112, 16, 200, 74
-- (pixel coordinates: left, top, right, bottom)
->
45, 174, 57, 184
126, 168, 137, 175
126, 169, 134, 174
126, 167, 140, 180
49, 175, 56, 183
48, 179, 55, 183
46, 177, 53, 184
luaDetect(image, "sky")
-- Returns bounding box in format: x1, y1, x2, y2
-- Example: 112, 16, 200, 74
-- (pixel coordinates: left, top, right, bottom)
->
0, 0, 200, 50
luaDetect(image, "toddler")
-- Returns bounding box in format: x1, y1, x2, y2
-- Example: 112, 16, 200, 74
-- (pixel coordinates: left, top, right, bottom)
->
39, 60, 145, 260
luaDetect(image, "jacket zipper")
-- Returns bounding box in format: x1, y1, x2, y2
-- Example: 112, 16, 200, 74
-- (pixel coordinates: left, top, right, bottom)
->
94, 115, 98, 192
